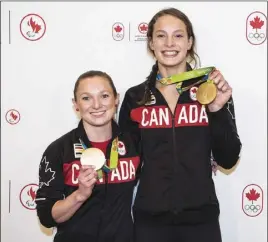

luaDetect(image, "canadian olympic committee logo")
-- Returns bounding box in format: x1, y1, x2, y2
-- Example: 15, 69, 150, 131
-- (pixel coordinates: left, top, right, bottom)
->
112, 22, 124, 41
118, 141, 126, 156
19, 183, 39, 210
242, 184, 263, 217
5, 109, 20, 125
20, 13, 46, 41
246, 11, 267, 45
189, 86, 198, 101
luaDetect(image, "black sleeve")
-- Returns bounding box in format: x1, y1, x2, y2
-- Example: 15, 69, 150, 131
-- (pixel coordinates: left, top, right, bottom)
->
35, 141, 65, 228
119, 90, 143, 181
119, 90, 141, 148
207, 97, 242, 169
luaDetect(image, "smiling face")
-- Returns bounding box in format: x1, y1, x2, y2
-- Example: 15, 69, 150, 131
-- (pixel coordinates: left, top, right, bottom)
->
149, 14, 193, 69
73, 76, 119, 128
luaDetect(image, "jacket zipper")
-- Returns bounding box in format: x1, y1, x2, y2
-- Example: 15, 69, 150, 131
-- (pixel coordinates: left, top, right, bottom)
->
96, 138, 114, 242
96, 173, 108, 242
171, 108, 179, 214
172, 114, 178, 173
154, 88, 180, 213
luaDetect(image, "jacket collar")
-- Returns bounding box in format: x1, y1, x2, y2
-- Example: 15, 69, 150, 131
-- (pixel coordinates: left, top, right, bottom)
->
76, 119, 121, 148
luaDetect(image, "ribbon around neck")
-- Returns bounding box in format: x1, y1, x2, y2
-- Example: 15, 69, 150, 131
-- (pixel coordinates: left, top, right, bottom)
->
157, 67, 215, 94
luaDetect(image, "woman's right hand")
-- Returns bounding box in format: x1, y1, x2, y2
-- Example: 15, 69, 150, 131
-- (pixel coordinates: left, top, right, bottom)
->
76, 165, 98, 202
50, 165, 98, 223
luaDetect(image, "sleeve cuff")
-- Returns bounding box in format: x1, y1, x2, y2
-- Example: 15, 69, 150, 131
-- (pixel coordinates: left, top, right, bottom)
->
206, 106, 230, 123
36, 200, 59, 228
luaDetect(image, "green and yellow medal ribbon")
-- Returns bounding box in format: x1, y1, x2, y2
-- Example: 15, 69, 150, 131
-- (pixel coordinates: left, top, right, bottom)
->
156, 66, 217, 104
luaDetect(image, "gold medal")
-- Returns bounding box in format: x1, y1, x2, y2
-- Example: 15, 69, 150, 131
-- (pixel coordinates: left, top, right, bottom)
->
80, 148, 106, 170
79, 137, 119, 179
196, 80, 217, 105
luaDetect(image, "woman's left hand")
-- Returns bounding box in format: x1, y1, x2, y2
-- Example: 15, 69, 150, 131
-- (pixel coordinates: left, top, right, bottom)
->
207, 69, 232, 112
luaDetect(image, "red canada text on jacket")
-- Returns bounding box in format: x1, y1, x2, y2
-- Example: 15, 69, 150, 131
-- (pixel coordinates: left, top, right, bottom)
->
130, 103, 208, 128
63, 157, 140, 186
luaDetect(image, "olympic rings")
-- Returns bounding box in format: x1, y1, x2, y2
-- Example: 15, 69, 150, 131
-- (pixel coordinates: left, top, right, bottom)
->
248, 32, 266, 41
244, 204, 261, 213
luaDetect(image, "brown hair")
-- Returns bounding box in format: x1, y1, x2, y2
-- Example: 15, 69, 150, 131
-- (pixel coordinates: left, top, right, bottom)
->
73, 70, 117, 101
139, 8, 200, 105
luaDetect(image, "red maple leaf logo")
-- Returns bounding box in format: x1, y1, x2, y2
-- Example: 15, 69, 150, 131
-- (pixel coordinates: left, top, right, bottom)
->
114, 25, 122, 33
118, 142, 123, 148
28, 17, 42, 33
246, 188, 260, 204
27, 187, 36, 201
139, 24, 148, 32
192, 88, 197, 93
250, 16, 264, 30
10, 111, 18, 120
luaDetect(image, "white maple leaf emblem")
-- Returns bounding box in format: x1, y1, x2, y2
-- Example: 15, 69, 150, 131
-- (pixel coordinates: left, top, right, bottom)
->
39, 156, 56, 188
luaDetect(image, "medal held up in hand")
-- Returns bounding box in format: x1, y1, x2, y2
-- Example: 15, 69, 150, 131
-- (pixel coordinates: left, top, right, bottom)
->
80, 147, 106, 170
196, 80, 217, 105
79, 138, 119, 179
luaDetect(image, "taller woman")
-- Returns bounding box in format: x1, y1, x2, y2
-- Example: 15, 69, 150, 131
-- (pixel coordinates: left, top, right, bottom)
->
119, 7, 241, 242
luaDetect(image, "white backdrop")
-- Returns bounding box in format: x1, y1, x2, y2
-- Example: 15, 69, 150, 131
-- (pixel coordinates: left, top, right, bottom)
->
1, 2, 267, 242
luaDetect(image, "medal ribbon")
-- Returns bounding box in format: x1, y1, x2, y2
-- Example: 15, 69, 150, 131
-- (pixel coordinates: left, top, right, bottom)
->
79, 138, 119, 178
156, 67, 215, 94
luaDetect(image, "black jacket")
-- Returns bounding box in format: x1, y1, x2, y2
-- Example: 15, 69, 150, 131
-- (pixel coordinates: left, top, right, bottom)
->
119, 75, 242, 224
36, 120, 140, 242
